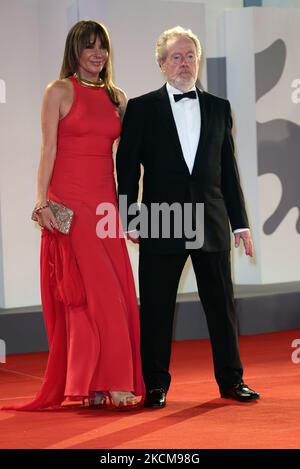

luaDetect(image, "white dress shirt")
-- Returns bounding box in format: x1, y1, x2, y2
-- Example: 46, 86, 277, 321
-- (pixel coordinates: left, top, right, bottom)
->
166, 82, 200, 174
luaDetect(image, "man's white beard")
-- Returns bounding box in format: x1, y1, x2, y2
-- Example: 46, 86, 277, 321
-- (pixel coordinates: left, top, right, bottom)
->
173, 75, 196, 92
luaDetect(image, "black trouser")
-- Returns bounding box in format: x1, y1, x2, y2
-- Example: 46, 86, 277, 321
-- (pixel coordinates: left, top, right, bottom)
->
139, 248, 243, 393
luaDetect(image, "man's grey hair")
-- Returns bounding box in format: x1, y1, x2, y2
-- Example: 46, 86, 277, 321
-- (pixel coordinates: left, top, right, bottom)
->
156, 26, 202, 64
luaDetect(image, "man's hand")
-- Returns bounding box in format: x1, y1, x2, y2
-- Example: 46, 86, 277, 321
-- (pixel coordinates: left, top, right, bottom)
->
234, 230, 254, 257
126, 230, 140, 244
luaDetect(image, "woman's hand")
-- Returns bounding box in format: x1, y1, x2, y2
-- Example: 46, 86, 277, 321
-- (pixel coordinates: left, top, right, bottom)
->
36, 207, 59, 233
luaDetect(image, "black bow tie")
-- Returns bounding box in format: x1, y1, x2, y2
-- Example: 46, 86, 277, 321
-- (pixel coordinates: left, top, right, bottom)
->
173, 90, 197, 102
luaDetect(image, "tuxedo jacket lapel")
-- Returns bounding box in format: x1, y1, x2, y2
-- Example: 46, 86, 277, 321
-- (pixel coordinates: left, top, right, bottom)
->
191, 88, 209, 176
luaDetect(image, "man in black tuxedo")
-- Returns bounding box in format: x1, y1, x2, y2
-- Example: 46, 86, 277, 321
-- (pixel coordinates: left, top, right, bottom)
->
116, 26, 260, 407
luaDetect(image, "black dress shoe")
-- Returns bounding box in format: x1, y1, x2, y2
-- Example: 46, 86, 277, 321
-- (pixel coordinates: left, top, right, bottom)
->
220, 382, 260, 402
144, 388, 166, 408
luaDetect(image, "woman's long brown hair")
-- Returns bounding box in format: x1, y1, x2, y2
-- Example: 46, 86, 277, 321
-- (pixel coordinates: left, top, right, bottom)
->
60, 20, 120, 106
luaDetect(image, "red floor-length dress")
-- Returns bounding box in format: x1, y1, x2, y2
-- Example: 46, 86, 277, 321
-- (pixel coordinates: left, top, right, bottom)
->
6, 76, 145, 409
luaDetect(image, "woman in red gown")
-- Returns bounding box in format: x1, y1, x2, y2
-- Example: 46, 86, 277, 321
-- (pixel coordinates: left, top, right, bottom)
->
10, 21, 145, 410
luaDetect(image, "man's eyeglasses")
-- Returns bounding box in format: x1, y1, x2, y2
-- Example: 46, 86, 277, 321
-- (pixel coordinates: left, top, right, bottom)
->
168, 53, 197, 65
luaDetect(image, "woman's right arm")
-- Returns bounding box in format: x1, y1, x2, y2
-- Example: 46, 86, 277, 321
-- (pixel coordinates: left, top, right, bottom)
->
35, 81, 67, 232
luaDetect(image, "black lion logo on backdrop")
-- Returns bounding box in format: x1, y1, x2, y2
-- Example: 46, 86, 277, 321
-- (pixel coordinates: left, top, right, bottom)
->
255, 39, 300, 234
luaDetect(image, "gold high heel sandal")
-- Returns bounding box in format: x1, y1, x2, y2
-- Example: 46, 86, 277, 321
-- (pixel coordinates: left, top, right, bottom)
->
108, 391, 139, 410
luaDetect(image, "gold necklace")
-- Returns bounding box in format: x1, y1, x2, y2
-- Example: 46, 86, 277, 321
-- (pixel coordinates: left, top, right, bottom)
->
74, 73, 104, 88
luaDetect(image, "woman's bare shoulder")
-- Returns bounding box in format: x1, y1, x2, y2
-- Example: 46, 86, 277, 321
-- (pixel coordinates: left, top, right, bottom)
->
44, 78, 72, 100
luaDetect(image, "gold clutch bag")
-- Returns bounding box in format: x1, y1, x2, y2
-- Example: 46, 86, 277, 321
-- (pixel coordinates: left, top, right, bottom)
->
48, 200, 74, 234
32, 200, 74, 235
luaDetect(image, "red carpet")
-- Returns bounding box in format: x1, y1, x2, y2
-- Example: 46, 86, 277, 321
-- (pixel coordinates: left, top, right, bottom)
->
1, 330, 300, 449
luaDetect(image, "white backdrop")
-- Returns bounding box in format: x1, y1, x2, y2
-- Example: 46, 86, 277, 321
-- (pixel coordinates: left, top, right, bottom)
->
1, 0, 299, 308
225, 7, 300, 283
0, 0, 41, 308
